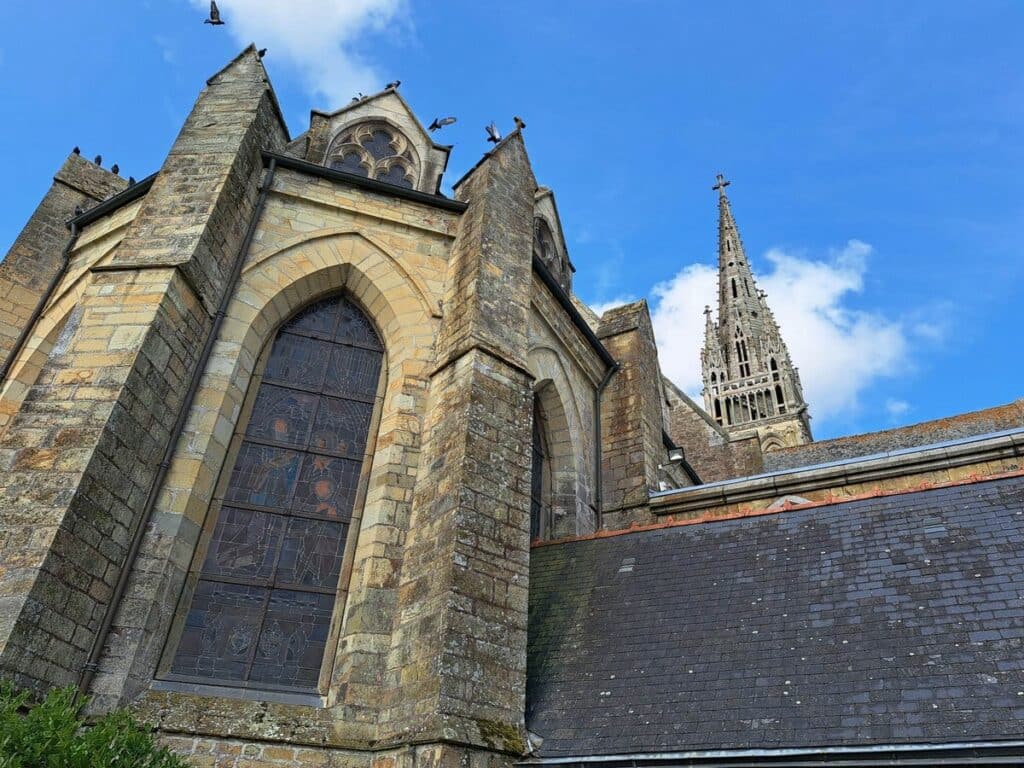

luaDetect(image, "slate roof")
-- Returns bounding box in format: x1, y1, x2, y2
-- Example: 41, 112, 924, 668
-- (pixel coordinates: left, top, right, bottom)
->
526, 475, 1024, 758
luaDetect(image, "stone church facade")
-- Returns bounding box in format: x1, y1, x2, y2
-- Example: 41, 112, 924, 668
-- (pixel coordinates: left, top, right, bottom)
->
2, 47, 1024, 767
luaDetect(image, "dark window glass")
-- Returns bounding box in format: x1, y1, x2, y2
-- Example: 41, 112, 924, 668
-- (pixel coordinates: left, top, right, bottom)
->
376, 164, 413, 189
530, 397, 548, 540
171, 294, 383, 692
331, 153, 368, 177
361, 129, 395, 161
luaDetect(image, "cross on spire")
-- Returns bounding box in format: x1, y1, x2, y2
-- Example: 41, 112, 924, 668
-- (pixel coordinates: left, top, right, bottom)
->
712, 173, 731, 198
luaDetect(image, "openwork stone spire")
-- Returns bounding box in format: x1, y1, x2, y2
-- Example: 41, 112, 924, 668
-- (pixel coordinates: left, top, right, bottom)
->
701, 175, 812, 451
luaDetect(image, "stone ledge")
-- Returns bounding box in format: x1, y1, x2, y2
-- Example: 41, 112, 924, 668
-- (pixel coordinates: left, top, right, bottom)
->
650, 428, 1024, 516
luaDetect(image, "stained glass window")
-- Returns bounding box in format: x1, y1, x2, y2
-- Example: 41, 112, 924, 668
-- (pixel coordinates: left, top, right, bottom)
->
170, 293, 384, 692
325, 123, 416, 190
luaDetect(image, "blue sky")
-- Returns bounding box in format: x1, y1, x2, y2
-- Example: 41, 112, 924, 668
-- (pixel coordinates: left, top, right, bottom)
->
1, 1, 1021, 439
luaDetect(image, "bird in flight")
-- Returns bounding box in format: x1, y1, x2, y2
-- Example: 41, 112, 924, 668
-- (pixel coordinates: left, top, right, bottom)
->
428, 116, 457, 132
485, 122, 502, 143
204, 1, 225, 25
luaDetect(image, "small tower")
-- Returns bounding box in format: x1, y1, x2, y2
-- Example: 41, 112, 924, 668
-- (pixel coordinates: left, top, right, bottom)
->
701, 174, 812, 451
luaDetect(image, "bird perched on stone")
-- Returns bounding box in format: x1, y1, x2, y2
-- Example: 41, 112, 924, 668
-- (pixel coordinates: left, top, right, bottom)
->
94, 155, 102, 166
257, 48, 267, 58
128, 176, 137, 186
513, 116, 526, 130
111, 164, 120, 175
74, 205, 84, 216
385, 80, 401, 90
485, 122, 501, 143
72, 146, 80, 155
428, 116, 457, 132
204, 1, 225, 25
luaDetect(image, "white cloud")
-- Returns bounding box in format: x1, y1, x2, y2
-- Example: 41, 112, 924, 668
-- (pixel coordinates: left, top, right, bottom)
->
649, 240, 914, 426
885, 398, 911, 419
191, 0, 409, 106
590, 296, 637, 317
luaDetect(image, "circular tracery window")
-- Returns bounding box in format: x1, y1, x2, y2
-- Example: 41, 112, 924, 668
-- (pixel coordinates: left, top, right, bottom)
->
326, 124, 417, 189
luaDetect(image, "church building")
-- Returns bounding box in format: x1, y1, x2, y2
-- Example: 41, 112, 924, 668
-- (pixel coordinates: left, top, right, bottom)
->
1, 47, 1024, 767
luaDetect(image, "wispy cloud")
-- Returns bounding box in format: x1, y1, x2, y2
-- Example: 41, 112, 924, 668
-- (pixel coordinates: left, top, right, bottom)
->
590, 296, 637, 317
154, 35, 177, 65
648, 240, 927, 427
885, 398, 911, 420
189, 0, 410, 106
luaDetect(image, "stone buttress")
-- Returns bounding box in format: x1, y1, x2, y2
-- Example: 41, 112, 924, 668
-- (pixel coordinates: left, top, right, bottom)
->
0, 46, 287, 692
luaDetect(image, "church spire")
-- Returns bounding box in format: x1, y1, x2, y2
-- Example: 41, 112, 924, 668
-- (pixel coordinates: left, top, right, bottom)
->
701, 174, 812, 450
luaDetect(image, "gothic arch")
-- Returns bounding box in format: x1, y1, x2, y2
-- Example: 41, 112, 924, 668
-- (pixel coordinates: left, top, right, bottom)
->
532, 378, 576, 541
527, 345, 593, 537
0, 236, 123, 430
99, 233, 438, 707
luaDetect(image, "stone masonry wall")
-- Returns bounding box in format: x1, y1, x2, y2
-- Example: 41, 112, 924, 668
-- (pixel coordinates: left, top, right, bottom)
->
664, 378, 764, 483
0, 46, 286, 694
598, 300, 679, 529
383, 133, 537, 753
0, 155, 126, 365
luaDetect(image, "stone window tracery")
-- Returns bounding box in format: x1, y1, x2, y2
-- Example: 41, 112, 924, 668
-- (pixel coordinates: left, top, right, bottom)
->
325, 123, 417, 189
534, 218, 570, 292
166, 293, 384, 693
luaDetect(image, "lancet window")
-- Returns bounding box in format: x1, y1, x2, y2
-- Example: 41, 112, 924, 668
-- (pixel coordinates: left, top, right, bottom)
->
530, 396, 552, 541
166, 293, 384, 693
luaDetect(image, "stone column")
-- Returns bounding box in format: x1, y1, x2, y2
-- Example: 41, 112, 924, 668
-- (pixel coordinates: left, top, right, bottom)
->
383, 132, 537, 756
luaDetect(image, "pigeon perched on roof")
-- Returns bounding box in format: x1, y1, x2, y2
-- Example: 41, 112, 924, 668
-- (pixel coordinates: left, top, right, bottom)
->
257, 48, 267, 58
385, 80, 401, 90
111, 164, 120, 175
72, 146, 80, 155
204, 1, 225, 25
514, 116, 526, 130
428, 116, 457, 132
94, 155, 102, 166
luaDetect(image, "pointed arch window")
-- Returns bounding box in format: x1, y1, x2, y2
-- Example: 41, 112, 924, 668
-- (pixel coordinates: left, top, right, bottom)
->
165, 294, 385, 693
530, 396, 552, 541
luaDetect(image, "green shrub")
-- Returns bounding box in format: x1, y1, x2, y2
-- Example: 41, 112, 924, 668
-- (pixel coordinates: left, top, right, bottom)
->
0, 682, 190, 768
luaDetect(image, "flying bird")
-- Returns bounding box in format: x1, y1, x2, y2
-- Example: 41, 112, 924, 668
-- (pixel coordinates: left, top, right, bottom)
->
111, 164, 120, 175
257, 48, 267, 58
94, 155, 102, 166
204, 1, 225, 25
385, 80, 401, 90
428, 116, 457, 132
72, 146, 80, 155
513, 116, 526, 130
485, 122, 501, 143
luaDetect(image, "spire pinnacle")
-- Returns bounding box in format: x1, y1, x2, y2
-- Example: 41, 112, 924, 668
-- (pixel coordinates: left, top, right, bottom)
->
712, 173, 731, 199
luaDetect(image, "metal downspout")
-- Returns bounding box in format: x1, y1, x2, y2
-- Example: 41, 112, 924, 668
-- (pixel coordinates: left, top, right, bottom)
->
593, 362, 619, 531
78, 158, 278, 695
0, 222, 79, 385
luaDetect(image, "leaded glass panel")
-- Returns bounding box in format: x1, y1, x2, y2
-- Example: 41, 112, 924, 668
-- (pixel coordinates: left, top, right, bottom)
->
376, 164, 413, 189
326, 345, 383, 402
170, 293, 383, 692
361, 129, 395, 161
331, 153, 368, 177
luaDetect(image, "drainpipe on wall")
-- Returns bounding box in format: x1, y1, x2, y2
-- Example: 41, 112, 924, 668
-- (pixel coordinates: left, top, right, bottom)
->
78, 158, 278, 696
